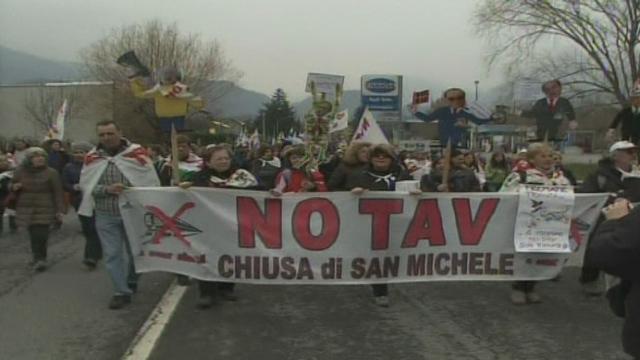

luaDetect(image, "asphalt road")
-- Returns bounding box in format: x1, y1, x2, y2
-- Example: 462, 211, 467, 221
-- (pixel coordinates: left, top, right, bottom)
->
0, 215, 633, 360
0, 215, 173, 360
150, 272, 631, 360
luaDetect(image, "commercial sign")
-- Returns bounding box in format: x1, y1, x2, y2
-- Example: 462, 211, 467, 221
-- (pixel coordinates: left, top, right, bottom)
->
361, 75, 403, 120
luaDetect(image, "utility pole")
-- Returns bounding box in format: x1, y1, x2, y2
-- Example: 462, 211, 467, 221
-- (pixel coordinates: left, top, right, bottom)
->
474, 80, 480, 101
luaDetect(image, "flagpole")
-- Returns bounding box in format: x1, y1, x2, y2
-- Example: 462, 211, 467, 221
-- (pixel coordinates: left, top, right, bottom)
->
171, 124, 180, 186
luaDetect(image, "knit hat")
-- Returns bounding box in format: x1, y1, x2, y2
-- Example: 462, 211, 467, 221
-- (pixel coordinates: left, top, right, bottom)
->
71, 141, 94, 153
22, 147, 48, 167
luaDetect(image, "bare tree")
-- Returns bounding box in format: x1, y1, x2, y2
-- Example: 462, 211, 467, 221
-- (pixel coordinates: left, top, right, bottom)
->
474, 0, 640, 106
80, 19, 242, 141
23, 86, 80, 133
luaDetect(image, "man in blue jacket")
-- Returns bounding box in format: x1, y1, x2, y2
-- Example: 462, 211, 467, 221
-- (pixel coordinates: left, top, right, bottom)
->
411, 88, 492, 147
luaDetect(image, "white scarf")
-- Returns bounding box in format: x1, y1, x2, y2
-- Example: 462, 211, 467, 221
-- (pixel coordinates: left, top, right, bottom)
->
78, 142, 160, 216
367, 172, 396, 188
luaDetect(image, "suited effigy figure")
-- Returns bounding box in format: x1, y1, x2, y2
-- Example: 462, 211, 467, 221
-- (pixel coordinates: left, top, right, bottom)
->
608, 80, 640, 145
117, 51, 204, 134
520, 79, 577, 142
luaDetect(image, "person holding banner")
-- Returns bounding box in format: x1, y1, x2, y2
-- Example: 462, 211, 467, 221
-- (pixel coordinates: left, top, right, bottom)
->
349, 144, 416, 307
500, 142, 572, 305
179, 145, 259, 309
79, 121, 160, 310
587, 200, 640, 360
520, 79, 576, 142
579, 141, 640, 295
411, 88, 492, 147
270, 145, 327, 195
421, 149, 480, 193
327, 142, 371, 191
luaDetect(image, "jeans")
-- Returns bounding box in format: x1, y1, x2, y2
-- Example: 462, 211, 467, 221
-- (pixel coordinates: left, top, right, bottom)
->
95, 213, 137, 296
79, 215, 102, 262
28, 225, 50, 261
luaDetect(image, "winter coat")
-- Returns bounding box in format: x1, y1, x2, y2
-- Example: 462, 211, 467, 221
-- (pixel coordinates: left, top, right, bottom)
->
485, 162, 510, 192
580, 158, 640, 202
251, 158, 281, 190
12, 166, 64, 226
273, 168, 327, 193
421, 166, 481, 192
349, 164, 411, 191
587, 207, 640, 358
47, 150, 70, 174
327, 162, 367, 191
62, 161, 83, 210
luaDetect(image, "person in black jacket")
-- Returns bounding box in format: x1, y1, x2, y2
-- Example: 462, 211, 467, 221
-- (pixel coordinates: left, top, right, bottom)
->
607, 89, 640, 145
180, 145, 260, 309
421, 149, 480, 193
327, 141, 371, 191
62, 142, 102, 269
579, 141, 640, 295
587, 199, 640, 360
251, 145, 281, 189
349, 143, 418, 307
521, 79, 576, 141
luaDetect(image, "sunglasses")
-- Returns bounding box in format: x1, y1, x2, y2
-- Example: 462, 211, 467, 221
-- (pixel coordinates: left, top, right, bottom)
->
447, 96, 464, 101
372, 153, 391, 159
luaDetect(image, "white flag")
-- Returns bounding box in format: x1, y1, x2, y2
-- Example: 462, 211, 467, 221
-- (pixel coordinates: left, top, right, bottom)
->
249, 129, 260, 149
329, 109, 349, 133
464, 101, 492, 120
352, 108, 389, 144
45, 99, 67, 140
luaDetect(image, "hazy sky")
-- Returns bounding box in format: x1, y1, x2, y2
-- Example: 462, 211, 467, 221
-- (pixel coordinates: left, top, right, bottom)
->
0, 0, 502, 101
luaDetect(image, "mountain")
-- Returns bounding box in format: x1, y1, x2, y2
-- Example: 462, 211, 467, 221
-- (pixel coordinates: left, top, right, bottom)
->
200, 81, 270, 120
0, 46, 82, 83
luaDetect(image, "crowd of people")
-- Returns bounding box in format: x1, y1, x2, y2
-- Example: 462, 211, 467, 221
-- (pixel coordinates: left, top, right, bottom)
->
1, 117, 639, 358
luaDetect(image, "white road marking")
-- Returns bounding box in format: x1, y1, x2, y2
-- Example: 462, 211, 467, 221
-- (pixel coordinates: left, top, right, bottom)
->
121, 280, 187, 360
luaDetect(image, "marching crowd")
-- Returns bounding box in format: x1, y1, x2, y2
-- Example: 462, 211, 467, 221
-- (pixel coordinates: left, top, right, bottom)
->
1, 113, 639, 357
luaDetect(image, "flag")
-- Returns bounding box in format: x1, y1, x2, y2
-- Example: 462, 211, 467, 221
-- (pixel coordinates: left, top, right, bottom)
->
464, 101, 492, 120
249, 129, 260, 150
45, 99, 67, 140
412, 90, 430, 105
352, 108, 389, 144
330, 109, 349, 133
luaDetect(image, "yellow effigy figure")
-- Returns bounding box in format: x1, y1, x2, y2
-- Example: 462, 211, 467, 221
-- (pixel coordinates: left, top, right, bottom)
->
130, 66, 204, 133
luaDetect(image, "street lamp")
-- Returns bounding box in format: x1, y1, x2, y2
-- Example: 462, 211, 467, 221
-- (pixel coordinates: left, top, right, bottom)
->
474, 80, 480, 101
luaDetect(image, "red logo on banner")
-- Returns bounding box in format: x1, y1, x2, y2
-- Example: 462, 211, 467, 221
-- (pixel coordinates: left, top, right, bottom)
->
143, 202, 201, 247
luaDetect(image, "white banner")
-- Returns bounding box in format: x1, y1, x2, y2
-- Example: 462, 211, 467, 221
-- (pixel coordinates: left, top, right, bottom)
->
330, 110, 349, 133
514, 185, 575, 253
119, 189, 607, 284
352, 108, 389, 144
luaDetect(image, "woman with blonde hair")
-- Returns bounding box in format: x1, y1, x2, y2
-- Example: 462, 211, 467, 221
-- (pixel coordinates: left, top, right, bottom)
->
327, 142, 371, 191
500, 142, 572, 305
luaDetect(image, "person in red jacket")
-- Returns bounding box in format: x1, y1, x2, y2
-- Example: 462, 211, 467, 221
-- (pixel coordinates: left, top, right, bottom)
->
270, 145, 327, 195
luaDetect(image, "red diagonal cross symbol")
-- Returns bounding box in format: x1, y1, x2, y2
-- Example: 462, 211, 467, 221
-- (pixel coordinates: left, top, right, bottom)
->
145, 202, 196, 247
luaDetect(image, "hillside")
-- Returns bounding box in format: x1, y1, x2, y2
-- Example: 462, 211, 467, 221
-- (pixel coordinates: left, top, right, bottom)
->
0, 46, 82, 83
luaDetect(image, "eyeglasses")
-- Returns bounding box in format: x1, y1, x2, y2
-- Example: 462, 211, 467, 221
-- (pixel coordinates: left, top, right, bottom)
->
447, 96, 464, 101
373, 153, 391, 159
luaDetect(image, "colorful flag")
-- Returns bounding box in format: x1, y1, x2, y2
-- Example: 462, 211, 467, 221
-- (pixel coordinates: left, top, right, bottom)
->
330, 109, 349, 133
352, 108, 389, 144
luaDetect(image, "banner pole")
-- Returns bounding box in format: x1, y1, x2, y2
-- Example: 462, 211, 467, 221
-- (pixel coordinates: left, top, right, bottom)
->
171, 123, 180, 186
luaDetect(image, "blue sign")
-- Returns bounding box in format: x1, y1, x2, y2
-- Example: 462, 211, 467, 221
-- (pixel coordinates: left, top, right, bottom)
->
365, 78, 396, 94
362, 96, 400, 111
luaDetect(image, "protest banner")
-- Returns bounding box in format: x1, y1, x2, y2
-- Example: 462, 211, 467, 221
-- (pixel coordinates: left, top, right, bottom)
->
120, 189, 607, 285
514, 185, 575, 253
352, 108, 389, 144
330, 110, 349, 133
